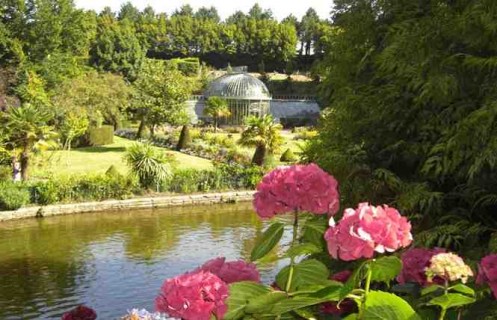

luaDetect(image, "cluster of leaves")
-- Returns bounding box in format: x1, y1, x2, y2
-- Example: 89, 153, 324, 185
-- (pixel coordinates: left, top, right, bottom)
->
222, 211, 494, 319
307, 0, 497, 250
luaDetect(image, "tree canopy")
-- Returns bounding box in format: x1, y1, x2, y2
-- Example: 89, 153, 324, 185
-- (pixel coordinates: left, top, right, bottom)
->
308, 0, 497, 249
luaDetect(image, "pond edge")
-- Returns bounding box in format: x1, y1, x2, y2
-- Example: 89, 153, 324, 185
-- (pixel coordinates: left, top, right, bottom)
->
0, 191, 256, 222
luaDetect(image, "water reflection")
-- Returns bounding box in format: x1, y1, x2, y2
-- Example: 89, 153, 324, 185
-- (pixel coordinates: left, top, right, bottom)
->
0, 203, 286, 319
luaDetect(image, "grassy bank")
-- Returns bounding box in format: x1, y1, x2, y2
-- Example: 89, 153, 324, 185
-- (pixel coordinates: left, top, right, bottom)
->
32, 137, 213, 178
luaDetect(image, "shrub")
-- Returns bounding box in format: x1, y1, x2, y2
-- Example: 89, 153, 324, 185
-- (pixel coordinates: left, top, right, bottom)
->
105, 165, 121, 178
280, 148, 298, 162
31, 174, 138, 204
0, 165, 11, 181
0, 182, 30, 210
176, 125, 192, 151
85, 125, 114, 146
125, 142, 172, 189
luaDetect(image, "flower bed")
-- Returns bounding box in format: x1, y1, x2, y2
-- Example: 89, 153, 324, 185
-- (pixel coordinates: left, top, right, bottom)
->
115, 129, 251, 165
60, 163, 497, 319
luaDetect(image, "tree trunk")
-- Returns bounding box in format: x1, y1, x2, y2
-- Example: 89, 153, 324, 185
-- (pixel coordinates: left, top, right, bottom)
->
20, 148, 29, 181
136, 119, 146, 139
252, 144, 267, 166
214, 116, 218, 133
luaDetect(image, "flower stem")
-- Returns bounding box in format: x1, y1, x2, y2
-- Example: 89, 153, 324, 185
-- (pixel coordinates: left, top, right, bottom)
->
358, 262, 373, 320
439, 279, 449, 320
285, 210, 299, 292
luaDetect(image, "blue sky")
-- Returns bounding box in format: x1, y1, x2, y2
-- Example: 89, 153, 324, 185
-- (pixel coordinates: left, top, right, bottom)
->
74, 0, 333, 21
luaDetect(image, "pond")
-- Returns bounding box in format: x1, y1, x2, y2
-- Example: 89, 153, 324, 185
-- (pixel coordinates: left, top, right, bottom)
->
0, 203, 289, 319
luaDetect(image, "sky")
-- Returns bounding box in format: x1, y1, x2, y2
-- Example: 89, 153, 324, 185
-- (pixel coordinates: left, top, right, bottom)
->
73, 0, 333, 21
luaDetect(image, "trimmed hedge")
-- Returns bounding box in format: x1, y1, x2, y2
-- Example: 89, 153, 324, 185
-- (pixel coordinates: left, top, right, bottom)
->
85, 125, 114, 146
280, 148, 298, 162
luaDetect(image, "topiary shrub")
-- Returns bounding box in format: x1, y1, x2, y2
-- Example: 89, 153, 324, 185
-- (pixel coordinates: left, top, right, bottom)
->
280, 148, 298, 162
85, 125, 114, 146
0, 182, 30, 210
105, 165, 121, 178
176, 125, 192, 151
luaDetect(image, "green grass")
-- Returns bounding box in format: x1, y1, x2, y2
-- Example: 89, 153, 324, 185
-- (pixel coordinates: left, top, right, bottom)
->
33, 136, 213, 178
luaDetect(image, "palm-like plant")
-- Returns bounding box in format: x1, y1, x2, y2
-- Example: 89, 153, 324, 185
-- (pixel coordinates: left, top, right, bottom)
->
239, 115, 284, 166
124, 142, 172, 190
5, 103, 57, 180
204, 96, 230, 132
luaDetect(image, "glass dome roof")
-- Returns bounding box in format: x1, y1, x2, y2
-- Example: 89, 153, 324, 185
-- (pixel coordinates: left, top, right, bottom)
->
205, 73, 271, 100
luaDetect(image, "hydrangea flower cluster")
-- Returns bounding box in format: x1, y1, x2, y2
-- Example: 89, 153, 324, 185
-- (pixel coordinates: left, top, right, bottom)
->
477, 254, 497, 298
61, 305, 97, 320
325, 203, 412, 261
155, 270, 228, 320
122, 309, 178, 320
425, 253, 473, 284
155, 257, 260, 320
196, 257, 260, 284
397, 248, 446, 286
253, 164, 340, 218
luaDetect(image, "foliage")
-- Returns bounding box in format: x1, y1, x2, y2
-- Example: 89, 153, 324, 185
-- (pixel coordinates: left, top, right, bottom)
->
164, 164, 264, 193
132, 59, 195, 138
3, 103, 57, 180
141, 163, 488, 320
239, 115, 284, 166
124, 142, 172, 189
59, 111, 89, 150
280, 148, 297, 162
52, 70, 133, 129
90, 17, 144, 80
0, 181, 30, 210
204, 96, 230, 132
85, 125, 114, 146
31, 174, 138, 205
176, 125, 192, 151
307, 0, 497, 249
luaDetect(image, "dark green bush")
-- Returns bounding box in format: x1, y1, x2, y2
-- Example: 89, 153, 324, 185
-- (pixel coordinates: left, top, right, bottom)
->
176, 125, 192, 150
85, 125, 114, 146
280, 148, 298, 162
0, 182, 30, 210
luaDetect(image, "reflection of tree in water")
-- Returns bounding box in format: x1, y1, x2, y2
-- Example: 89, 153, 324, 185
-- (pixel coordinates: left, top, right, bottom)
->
0, 202, 273, 318
123, 203, 262, 260
0, 257, 85, 319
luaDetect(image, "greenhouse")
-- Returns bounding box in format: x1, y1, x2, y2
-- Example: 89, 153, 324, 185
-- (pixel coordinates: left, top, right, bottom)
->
204, 73, 271, 125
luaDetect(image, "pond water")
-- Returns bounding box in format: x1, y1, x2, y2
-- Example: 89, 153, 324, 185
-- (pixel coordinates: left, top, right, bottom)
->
0, 203, 289, 319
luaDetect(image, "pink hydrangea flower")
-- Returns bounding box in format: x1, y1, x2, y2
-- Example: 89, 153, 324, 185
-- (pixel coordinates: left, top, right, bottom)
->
477, 254, 497, 298
61, 305, 97, 320
397, 248, 446, 286
155, 270, 228, 320
253, 164, 340, 219
325, 203, 413, 261
197, 257, 260, 284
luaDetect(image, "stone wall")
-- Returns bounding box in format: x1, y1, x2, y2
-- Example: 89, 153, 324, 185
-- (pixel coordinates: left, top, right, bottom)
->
0, 191, 256, 222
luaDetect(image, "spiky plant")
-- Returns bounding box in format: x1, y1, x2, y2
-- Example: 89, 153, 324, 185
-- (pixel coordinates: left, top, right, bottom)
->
239, 115, 283, 166
124, 142, 172, 189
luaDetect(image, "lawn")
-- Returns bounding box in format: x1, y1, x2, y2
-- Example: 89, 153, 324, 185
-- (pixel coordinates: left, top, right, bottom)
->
32, 136, 213, 178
